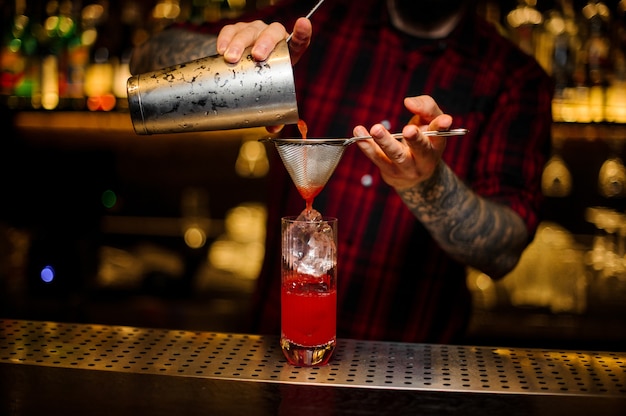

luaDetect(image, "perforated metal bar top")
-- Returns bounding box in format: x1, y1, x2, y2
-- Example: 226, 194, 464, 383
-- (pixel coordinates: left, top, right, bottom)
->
1, 319, 625, 397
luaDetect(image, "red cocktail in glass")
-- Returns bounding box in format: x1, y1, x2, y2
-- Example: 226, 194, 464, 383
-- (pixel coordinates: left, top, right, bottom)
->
280, 216, 337, 366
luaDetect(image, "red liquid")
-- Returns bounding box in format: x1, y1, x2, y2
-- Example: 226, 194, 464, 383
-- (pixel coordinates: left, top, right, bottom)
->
296, 119, 321, 212
281, 272, 336, 366
297, 119, 308, 140
300, 190, 322, 212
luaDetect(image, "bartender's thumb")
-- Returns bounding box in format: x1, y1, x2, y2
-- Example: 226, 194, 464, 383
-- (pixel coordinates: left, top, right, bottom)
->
405, 96, 445, 124
288, 17, 312, 65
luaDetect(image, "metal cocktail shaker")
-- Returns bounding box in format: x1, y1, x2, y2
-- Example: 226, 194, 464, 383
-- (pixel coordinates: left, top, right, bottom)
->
126, 40, 299, 135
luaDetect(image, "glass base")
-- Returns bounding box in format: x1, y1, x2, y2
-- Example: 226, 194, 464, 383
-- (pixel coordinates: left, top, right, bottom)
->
280, 337, 336, 367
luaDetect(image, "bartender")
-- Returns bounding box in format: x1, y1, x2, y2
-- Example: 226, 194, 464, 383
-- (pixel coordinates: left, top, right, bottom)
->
130, 0, 553, 344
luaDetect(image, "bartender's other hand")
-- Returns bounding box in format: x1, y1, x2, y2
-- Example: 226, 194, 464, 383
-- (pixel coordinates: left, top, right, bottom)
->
217, 18, 311, 64
354, 95, 452, 191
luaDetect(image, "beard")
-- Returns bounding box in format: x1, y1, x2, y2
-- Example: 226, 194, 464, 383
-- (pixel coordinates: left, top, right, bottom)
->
389, 0, 470, 30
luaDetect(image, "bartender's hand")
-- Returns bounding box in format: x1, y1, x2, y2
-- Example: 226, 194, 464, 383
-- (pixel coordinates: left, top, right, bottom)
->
354, 95, 453, 191
217, 18, 312, 133
217, 17, 312, 64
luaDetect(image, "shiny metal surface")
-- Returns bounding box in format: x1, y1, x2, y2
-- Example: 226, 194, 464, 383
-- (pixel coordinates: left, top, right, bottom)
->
1, 319, 625, 397
268, 139, 347, 194
127, 40, 298, 135
348, 128, 469, 143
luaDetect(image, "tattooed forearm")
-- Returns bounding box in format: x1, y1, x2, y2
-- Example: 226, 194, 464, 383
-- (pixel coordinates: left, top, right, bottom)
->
130, 28, 218, 74
396, 160, 528, 279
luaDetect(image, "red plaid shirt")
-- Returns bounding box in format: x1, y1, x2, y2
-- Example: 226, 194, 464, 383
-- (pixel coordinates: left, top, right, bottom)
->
189, 0, 553, 343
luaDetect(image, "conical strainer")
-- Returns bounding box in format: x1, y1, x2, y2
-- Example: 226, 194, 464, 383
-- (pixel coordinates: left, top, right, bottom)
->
261, 138, 351, 197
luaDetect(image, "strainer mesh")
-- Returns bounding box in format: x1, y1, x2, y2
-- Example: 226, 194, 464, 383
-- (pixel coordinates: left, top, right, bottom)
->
273, 141, 347, 193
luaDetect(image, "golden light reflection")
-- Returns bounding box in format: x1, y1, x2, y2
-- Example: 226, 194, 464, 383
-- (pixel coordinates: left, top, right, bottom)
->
97, 246, 143, 288
542, 154, 573, 197
475, 273, 494, 292
466, 268, 497, 310
181, 187, 211, 249
81, 3, 104, 21
506, 4, 543, 28
606, 82, 626, 123
208, 239, 264, 279
235, 140, 269, 178
225, 204, 266, 243
227, 0, 247, 9
184, 226, 206, 249
206, 203, 266, 280
153, 0, 181, 20
501, 222, 588, 314
598, 157, 626, 198
467, 221, 590, 314
582, 1, 611, 20
85, 61, 112, 92
41, 55, 59, 110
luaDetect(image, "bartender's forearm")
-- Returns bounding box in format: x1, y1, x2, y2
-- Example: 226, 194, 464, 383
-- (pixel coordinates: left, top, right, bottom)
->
397, 160, 528, 279
129, 28, 218, 74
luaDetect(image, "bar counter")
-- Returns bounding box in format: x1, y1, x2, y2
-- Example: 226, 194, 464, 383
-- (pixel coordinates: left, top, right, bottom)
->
1, 319, 625, 415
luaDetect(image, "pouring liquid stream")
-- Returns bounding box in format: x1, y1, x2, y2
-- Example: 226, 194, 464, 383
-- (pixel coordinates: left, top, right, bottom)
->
296, 119, 323, 213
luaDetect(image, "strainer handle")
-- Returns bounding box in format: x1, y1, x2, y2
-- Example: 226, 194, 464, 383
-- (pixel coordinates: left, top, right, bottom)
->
347, 128, 468, 144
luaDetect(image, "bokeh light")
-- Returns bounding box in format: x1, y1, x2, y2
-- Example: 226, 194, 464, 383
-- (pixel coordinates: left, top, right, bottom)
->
101, 189, 117, 209
40, 265, 55, 283
184, 226, 206, 249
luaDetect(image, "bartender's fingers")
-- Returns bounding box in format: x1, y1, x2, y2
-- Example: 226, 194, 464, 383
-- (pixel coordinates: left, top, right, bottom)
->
218, 21, 288, 63
355, 124, 441, 190
355, 124, 423, 190
403, 95, 452, 156
401, 124, 447, 161
354, 125, 407, 167
287, 17, 312, 65
395, 124, 446, 189
217, 21, 266, 56
404, 96, 452, 129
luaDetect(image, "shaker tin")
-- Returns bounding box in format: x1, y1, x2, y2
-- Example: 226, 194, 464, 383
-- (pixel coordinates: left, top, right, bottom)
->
127, 40, 299, 135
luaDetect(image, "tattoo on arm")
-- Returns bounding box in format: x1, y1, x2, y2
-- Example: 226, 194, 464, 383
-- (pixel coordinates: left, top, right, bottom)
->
396, 161, 528, 279
130, 28, 218, 74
